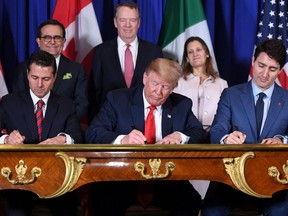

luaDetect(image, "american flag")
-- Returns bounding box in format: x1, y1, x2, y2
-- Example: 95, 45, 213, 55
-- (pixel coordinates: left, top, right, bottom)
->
254, 0, 288, 88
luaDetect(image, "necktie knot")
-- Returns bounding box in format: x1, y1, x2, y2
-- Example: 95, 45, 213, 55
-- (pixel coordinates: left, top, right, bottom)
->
258, 92, 266, 101
148, 105, 156, 112
37, 100, 44, 108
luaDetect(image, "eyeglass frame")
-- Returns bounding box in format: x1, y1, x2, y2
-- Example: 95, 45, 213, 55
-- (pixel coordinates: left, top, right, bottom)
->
40, 35, 65, 43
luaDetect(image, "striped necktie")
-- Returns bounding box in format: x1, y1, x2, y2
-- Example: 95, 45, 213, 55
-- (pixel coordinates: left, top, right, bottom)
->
36, 100, 44, 142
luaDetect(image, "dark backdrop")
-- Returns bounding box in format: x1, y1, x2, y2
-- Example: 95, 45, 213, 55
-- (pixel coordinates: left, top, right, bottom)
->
0, 0, 259, 91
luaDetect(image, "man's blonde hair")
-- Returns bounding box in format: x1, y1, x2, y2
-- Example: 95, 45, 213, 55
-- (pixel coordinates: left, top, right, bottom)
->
145, 58, 181, 86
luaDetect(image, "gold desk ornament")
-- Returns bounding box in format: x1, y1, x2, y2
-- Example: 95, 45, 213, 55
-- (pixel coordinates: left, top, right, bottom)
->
134, 158, 175, 180
268, 160, 288, 184
223, 151, 271, 198
43, 152, 87, 198
1, 160, 41, 185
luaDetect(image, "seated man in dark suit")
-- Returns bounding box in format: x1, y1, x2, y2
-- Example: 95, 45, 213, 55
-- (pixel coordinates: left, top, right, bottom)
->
202, 39, 288, 215
86, 58, 207, 216
12, 19, 88, 120
0, 50, 82, 216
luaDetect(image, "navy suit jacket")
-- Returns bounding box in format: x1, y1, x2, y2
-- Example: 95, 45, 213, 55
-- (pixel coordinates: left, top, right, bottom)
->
88, 37, 163, 120
12, 54, 88, 119
0, 90, 82, 144
86, 87, 206, 144
210, 81, 288, 143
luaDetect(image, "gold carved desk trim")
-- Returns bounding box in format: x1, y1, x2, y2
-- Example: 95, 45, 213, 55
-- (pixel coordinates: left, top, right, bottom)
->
0, 144, 286, 198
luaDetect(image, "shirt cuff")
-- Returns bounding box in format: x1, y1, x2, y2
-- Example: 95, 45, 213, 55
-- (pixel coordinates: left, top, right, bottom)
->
113, 135, 125, 144
274, 135, 287, 144
0, 135, 8, 144
220, 135, 229, 144
176, 132, 189, 144
57, 133, 74, 144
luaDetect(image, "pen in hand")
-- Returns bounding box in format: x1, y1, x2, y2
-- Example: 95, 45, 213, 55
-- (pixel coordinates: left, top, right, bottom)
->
234, 124, 239, 131
131, 124, 148, 144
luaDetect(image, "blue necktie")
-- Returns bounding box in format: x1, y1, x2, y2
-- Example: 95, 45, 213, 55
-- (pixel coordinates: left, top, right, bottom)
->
255, 93, 266, 138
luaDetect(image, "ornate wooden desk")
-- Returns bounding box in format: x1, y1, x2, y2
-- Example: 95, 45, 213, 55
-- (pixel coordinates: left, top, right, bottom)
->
0, 144, 287, 199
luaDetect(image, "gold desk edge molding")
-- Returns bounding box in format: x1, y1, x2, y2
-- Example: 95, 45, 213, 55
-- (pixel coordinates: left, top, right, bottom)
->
0, 144, 287, 152
223, 151, 271, 198
268, 160, 288, 184
42, 152, 86, 199
134, 159, 175, 179
1, 160, 41, 185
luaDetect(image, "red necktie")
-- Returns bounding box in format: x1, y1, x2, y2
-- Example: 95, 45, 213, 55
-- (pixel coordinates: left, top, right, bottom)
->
138, 106, 156, 208
36, 100, 44, 142
124, 44, 134, 88
144, 106, 156, 144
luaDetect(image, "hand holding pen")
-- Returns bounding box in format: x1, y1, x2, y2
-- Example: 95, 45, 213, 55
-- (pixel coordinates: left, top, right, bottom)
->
4, 130, 25, 144
120, 125, 147, 144
224, 124, 246, 144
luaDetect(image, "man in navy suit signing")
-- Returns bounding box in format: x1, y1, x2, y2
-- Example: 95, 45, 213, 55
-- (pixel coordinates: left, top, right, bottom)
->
0, 50, 81, 216
202, 39, 288, 215
86, 58, 206, 216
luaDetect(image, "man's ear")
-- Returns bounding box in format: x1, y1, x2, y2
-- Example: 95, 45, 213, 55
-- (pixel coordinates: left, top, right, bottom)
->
36, 38, 41, 47
251, 57, 255, 67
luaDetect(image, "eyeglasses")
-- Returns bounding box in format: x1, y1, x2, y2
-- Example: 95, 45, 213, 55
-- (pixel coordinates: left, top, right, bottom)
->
40, 35, 64, 43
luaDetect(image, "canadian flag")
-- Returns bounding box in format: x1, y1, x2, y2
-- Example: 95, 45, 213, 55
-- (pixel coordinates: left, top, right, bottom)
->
52, 0, 102, 77
0, 61, 8, 98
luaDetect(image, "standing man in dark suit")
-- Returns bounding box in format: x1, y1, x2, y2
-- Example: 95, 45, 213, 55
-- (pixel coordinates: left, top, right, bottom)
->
88, 2, 163, 120
86, 58, 206, 216
202, 39, 288, 215
0, 50, 82, 216
12, 19, 88, 120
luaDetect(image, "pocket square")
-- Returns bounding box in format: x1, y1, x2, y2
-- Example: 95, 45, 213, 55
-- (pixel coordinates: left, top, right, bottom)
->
63, 73, 72, 80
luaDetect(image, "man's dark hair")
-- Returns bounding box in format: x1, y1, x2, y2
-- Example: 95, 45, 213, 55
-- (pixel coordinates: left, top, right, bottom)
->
37, 19, 66, 38
27, 50, 56, 75
254, 39, 286, 69
114, 2, 140, 19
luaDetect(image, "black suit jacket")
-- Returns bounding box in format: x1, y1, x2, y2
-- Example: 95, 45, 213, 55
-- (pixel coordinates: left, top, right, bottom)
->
12, 54, 88, 119
0, 90, 82, 144
88, 37, 163, 120
86, 87, 206, 144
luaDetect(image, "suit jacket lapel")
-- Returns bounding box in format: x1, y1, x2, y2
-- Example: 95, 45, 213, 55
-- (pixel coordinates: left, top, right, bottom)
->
240, 83, 258, 139
161, 98, 173, 137
22, 91, 39, 140
130, 88, 145, 132
53, 55, 66, 92
260, 86, 284, 139
41, 93, 59, 141
112, 39, 127, 86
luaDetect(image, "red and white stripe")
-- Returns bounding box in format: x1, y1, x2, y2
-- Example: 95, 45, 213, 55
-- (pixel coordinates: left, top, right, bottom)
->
52, 0, 102, 77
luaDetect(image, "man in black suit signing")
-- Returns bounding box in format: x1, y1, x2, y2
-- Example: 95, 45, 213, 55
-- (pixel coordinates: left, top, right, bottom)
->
12, 19, 88, 120
86, 58, 206, 216
88, 2, 163, 121
0, 50, 82, 216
